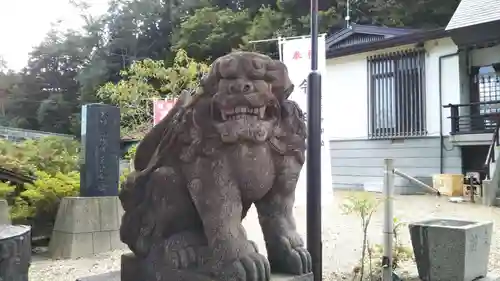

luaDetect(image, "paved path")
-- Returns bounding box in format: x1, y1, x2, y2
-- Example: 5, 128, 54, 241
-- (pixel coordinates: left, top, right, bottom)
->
30, 191, 500, 280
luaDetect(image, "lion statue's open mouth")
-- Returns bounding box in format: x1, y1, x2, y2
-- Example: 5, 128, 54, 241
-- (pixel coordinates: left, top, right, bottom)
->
212, 100, 280, 123
220, 105, 267, 121
211, 97, 281, 143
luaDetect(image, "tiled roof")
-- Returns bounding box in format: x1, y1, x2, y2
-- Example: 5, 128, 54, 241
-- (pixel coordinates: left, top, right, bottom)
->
446, 0, 500, 30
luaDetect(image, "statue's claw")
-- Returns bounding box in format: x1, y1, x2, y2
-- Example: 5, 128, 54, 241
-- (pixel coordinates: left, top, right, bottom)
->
268, 235, 312, 275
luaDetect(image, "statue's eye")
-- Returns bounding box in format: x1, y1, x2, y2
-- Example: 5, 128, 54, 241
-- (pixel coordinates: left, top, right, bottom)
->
252, 58, 264, 70
264, 71, 279, 82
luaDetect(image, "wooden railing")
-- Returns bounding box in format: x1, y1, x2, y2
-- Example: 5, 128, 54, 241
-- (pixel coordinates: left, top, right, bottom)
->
444, 100, 500, 135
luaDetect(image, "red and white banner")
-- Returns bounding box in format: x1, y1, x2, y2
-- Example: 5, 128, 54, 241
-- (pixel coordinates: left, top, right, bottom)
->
280, 35, 333, 206
153, 99, 177, 125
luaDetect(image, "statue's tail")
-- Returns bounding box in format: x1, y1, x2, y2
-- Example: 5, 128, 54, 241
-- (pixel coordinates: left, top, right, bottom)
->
120, 90, 197, 257
133, 90, 193, 171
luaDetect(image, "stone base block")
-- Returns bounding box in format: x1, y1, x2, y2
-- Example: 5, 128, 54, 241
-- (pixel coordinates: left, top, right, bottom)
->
0, 199, 11, 224
49, 196, 127, 259
76, 271, 120, 281
76, 271, 312, 281
478, 274, 500, 281
106, 253, 313, 281
406, 273, 500, 281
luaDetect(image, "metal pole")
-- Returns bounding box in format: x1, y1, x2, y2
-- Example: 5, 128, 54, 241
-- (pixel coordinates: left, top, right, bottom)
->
382, 159, 395, 281
393, 168, 441, 195
278, 37, 283, 62
307, 0, 322, 279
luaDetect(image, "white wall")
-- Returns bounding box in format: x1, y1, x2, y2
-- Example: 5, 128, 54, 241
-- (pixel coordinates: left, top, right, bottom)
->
471, 45, 500, 66
424, 38, 459, 136
325, 54, 368, 139
325, 37, 460, 140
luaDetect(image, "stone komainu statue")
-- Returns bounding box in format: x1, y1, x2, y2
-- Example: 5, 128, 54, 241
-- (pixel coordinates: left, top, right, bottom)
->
119, 52, 311, 281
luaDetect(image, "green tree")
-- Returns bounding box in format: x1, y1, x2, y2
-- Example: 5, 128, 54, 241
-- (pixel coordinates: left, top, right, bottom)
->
371, 0, 460, 28
97, 49, 209, 135
3, 25, 91, 134
243, 5, 338, 57
173, 6, 251, 62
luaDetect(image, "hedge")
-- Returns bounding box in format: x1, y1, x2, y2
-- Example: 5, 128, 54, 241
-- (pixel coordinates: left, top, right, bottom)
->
0, 136, 130, 238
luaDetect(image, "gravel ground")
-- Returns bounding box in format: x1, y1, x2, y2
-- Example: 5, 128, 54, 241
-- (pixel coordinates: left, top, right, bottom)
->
30, 190, 500, 280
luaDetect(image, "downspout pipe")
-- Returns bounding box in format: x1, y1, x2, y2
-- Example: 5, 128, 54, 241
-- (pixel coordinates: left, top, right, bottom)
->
439, 51, 460, 173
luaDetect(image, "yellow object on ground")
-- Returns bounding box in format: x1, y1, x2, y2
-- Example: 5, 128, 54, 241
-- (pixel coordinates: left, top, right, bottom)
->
432, 174, 464, 196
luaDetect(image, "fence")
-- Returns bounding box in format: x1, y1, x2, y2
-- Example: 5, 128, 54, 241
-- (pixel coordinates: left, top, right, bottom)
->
381, 159, 440, 281
0, 126, 74, 141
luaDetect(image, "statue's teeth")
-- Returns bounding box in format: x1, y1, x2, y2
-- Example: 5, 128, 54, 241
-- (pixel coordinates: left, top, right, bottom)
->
258, 107, 266, 118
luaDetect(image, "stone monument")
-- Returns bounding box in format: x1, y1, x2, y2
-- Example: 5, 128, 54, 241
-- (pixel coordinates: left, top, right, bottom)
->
119, 52, 313, 281
80, 103, 121, 197
49, 104, 126, 259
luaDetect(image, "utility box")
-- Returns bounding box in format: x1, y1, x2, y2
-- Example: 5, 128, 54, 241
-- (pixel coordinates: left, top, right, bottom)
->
432, 174, 464, 196
409, 218, 493, 281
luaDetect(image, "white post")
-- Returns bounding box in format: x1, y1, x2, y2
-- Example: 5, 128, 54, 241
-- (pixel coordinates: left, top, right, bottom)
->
382, 159, 394, 281
278, 36, 283, 61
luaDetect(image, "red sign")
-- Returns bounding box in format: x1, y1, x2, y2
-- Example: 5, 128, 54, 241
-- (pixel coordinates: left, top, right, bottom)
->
153, 98, 177, 125
292, 50, 312, 60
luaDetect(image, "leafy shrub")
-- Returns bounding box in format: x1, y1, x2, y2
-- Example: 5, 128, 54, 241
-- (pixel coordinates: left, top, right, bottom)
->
11, 171, 80, 221
0, 181, 15, 198
0, 137, 80, 233
0, 136, 131, 238
342, 192, 413, 281
18, 136, 80, 175
0, 136, 80, 175
124, 143, 137, 160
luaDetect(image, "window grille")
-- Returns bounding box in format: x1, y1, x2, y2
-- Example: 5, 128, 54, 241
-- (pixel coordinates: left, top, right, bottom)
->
367, 49, 427, 139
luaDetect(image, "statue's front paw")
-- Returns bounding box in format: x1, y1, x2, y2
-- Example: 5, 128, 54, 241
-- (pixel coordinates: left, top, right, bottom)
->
164, 231, 208, 269
168, 246, 199, 269
218, 252, 271, 281
268, 235, 312, 275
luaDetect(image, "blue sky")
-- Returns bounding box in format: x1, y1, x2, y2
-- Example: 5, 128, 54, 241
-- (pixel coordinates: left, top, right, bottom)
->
0, 0, 108, 71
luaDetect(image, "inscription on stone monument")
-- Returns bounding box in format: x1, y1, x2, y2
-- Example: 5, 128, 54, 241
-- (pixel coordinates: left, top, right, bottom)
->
80, 104, 120, 197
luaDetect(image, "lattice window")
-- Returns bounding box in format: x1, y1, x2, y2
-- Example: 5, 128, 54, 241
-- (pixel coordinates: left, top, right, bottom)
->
367, 49, 427, 139
477, 65, 500, 129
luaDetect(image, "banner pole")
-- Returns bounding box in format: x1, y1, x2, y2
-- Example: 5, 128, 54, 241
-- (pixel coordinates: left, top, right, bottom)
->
278, 36, 283, 61
307, 0, 322, 280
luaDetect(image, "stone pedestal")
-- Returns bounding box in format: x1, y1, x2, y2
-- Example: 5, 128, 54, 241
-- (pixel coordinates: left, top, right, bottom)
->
0, 199, 11, 224
77, 271, 312, 281
49, 196, 127, 259
409, 218, 493, 281
80, 253, 312, 281
0, 225, 31, 281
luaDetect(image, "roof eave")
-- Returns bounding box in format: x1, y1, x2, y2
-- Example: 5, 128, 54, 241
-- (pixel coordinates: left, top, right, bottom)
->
326, 28, 448, 59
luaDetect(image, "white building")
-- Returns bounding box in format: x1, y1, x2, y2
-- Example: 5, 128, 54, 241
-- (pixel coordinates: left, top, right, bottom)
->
324, 0, 500, 195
